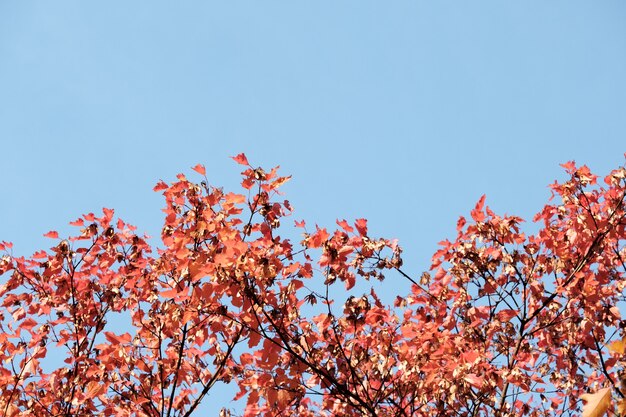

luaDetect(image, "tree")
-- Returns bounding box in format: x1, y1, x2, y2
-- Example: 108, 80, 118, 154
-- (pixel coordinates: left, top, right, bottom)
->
0, 154, 625, 417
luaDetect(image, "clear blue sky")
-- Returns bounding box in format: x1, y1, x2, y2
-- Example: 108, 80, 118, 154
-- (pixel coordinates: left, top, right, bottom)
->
1, 1, 625, 412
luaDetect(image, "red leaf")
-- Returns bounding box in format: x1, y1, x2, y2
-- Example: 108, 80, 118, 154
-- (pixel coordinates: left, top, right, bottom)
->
497, 309, 518, 322
471, 195, 487, 222
153, 180, 169, 192
248, 330, 261, 348
232, 153, 249, 166
69, 218, 84, 227
241, 178, 255, 189
309, 227, 329, 248
44, 231, 59, 239
20, 318, 38, 331
104, 332, 132, 345
336, 219, 354, 233
32, 250, 48, 260
102, 207, 114, 223
354, 218, 368, 236
456, 216, 466, 232
192, 164, 206, 175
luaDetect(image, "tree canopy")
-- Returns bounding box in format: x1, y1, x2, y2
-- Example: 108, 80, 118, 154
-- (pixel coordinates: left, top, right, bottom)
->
1, 154, 626, 417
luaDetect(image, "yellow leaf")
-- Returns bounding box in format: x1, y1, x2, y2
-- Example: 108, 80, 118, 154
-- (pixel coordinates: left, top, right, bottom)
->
581, 387, 611, 417
609, 337, 626, 354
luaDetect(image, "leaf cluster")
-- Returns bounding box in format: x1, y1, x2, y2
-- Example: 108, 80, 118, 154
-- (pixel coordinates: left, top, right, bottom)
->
1, 155, 625, 417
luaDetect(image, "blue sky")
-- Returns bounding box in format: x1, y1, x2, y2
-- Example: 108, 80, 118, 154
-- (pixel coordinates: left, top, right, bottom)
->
1, 1, 625, 412
1, 1, 625, 269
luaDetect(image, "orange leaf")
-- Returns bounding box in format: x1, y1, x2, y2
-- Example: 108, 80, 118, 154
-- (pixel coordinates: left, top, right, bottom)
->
104, 331, 132, 345
581, 387, 611, 417
560, 160, 577, 172
224, 192, 246, 205
161, 288, 179, 299
44, 230, 59, 239
272, 175, 291, 188
192, 164, 206, 175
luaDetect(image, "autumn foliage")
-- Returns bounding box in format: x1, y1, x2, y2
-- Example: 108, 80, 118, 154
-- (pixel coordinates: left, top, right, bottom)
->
1, 154, 626, 417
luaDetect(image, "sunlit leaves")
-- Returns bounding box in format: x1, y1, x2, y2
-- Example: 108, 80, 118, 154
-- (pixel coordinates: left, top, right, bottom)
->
0, 157, 625, 416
